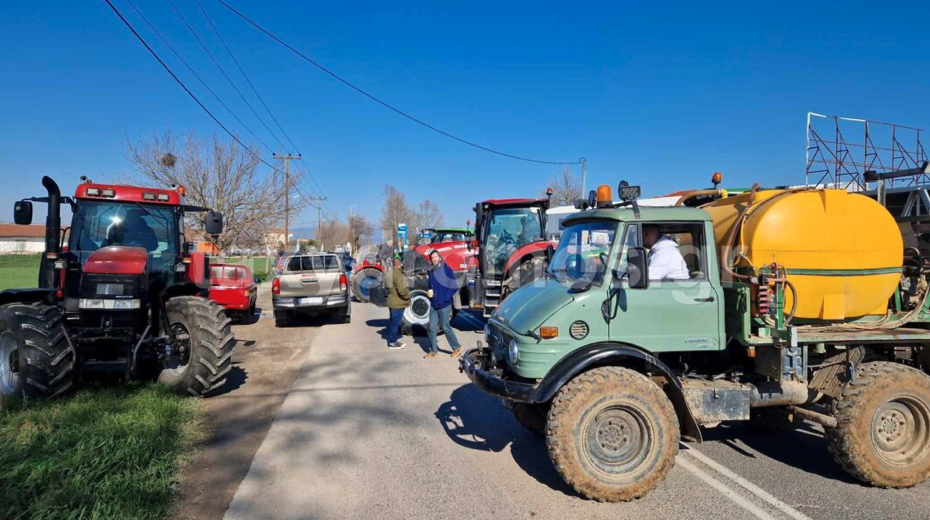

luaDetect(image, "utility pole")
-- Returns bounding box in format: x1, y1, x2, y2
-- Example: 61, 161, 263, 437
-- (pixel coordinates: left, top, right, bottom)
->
302, 195, 327, 250
273, 153, 301, 248
579, 157, 588, 196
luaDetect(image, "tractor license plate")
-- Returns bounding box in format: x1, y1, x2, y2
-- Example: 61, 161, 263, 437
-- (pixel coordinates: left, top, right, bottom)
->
299, 297, 323, 305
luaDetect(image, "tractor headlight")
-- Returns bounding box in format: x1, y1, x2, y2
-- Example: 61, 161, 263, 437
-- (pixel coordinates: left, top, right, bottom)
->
508, 339, 519, 363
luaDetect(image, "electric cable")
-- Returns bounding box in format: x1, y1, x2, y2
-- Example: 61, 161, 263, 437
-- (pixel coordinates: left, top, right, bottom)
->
165, 0, 288, 151
192, 0, 299, 153
212, 0, 581, 166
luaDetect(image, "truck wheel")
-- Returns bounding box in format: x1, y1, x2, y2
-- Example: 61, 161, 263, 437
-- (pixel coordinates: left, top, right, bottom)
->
0, 303, 75, 399
274, 310, 292, 328
825, 362, 930, 487
547, 366, 679, 501
159, 297, 235, 397
338, 306, 351, 324
510, 401, 549, 436
352, 268, 383, 303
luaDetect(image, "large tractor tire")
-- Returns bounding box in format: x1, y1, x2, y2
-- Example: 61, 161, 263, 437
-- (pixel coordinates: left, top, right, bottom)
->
352, 267, 383, 303
0, 302, 75, 399
547, 366, 679, 502
509, 401, 549, 436
159, 297, 235, 397
503, 256, 547, 299
400, 290, 458, 336
825, 362, 930, 488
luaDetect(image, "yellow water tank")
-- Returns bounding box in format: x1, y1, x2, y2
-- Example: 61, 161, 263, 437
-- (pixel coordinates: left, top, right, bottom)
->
703, 189, 903, 321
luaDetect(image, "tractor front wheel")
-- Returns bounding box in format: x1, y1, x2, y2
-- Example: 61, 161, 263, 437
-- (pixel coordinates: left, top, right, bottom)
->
158, 297, 235, 397
0, 302, 75, 399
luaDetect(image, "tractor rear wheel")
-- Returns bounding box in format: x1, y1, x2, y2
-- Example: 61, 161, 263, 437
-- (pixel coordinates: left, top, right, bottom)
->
0, 302, 75, 399
825, 362, 930, 488
547, 367, 679, 501
352, 267, 383, 303
159, 297, 235, 397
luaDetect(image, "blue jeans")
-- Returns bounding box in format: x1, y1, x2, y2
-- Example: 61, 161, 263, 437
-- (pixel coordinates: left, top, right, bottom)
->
428, 305, 460, 353
388, 308, 404, 345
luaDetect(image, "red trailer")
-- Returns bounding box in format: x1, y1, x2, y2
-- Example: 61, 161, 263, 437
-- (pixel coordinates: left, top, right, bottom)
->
209, 263, 257, 323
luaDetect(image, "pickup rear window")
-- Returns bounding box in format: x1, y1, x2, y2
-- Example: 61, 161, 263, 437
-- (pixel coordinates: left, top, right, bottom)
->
287, 255, 340, 272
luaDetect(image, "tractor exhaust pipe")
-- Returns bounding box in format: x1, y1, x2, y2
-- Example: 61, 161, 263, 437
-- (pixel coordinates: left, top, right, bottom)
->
39, 176, 62, 289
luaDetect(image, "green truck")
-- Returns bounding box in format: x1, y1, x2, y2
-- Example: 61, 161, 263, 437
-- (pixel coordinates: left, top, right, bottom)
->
460, 180, 930, 501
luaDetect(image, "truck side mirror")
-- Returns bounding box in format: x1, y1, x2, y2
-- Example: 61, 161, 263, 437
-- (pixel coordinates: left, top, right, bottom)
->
626, 247, 649, 289
545, 244, 554, 265
14, 200, 33, 225
205, 210, 223, 236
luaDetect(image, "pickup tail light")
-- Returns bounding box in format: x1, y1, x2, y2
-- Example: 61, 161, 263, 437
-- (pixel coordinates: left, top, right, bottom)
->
272, 277, 281, 295
339, 274, 348, 291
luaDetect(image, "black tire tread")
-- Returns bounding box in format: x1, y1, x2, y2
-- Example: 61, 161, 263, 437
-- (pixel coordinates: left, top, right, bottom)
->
160, 297, 235, 397
1, 302, 75, 398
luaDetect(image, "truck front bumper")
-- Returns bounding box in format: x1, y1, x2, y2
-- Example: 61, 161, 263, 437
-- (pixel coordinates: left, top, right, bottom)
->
459, 347, 540, 403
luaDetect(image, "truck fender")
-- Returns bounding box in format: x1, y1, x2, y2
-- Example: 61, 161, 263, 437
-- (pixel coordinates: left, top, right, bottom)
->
532, 342, 703, 442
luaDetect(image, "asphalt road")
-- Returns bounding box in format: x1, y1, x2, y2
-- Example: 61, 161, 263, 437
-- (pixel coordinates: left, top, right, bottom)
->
224, 301, 930, 520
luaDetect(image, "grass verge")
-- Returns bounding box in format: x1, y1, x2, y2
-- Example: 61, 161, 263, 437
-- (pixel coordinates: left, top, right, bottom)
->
0, 254, 41, 292
0, 384, 204, 520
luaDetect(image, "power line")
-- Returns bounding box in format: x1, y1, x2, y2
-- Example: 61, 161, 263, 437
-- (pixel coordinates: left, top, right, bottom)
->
192, 0, 299, 153
212, 0, 582, 166
123, 0, 275, 153
165, 0, 288, 151
101, 0, 296, 188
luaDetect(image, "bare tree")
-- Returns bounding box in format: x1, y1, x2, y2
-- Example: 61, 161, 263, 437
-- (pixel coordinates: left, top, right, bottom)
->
348, 214, 374, 252
380, 185, 414, 246
126, 132, 305, 251
415, 199, 444, 230
544, 166, 583, 207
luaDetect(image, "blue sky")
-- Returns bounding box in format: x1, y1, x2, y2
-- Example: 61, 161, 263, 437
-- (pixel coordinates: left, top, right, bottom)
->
1, 1, 929, 233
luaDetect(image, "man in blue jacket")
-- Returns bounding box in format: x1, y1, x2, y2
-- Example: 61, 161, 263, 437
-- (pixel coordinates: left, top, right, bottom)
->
425, 250, 462, 359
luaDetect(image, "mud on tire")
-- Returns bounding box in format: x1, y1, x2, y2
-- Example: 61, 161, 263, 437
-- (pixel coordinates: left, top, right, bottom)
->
158, 297, 235, 397
0, 302, 75, 399
546, 366, 679, 502
825, 361, 930, 488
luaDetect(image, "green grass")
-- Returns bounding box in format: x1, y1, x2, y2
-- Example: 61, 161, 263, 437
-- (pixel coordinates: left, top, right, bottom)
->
222, 256, 273, 283
0, 384, 204, 520
0, 254, 41, 291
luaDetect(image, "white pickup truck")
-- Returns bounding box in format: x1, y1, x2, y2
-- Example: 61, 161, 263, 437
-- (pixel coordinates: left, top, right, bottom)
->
271, 253, 351, 327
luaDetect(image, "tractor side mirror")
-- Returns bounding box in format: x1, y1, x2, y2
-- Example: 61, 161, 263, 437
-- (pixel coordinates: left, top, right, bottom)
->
205, 210, 223, 236
545, 244, 554, 265
626, 247, 649, 289
14, 200, 33, 225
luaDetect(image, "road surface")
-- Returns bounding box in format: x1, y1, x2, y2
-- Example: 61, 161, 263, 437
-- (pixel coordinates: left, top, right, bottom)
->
224, 301, 930, 520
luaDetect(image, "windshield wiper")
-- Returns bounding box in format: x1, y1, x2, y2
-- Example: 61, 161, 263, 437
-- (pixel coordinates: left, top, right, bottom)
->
525, 329, 541, 341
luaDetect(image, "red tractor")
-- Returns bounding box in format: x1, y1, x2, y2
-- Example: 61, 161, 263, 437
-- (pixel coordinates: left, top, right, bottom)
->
467, 194, 553, 316
0, 177, 235, 398
377, 195, 554, 333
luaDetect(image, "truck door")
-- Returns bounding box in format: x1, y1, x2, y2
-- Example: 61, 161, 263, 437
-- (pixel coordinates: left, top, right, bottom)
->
609, 221, 724, 352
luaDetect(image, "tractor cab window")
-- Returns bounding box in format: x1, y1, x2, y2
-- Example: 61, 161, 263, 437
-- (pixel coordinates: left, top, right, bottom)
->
72, 201, 177, 257
483, 207, 543, 276
548, 221, 617, 286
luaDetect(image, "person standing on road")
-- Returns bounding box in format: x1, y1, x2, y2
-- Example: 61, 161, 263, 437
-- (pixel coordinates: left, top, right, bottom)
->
425, 250, 462, 359
386, 256, 410, 350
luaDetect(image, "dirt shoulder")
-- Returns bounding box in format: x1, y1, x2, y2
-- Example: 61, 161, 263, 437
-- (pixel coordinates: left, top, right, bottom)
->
174, 287, 323, 520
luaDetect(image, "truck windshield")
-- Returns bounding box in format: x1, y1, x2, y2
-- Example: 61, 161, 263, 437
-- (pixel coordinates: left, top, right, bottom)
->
548, 221, 617, 286
483, 207, 543, 277
71, 200, 178, 257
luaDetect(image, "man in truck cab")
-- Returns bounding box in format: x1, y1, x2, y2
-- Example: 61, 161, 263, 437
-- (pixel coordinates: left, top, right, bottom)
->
642, 224, 689, 281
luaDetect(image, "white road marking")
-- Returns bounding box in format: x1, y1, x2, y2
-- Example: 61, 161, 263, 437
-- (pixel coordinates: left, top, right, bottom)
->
677, 458, 781, 520
681, 443, 815, 520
